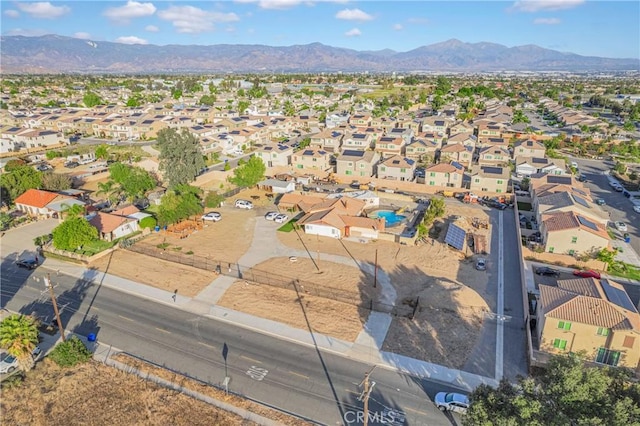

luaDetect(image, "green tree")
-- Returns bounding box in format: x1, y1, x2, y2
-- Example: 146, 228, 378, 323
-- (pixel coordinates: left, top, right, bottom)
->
0, 165, 43, 202
41, 172, 72, 192
237, 100, 250, 114
229, 155, 266, 188
49, 336, 92, 367
613, 161, 627, 175
205, 191, 224, 208
108, 163, 155, 201
0, 212, 14, 231
95, 144, 109, 160
3, 159, 26, 172
464, 353, 640, 426
157, 185, 203, 226
82, 91, 102, 107
428, 197, 446, 218
157, 128, 206, 189
520, 176, 531, 191
52, 216, 98, 251
0, 314, 40, 372
138, 216, 157, 229
96, 179, 122, 205
199, 94, 216, 106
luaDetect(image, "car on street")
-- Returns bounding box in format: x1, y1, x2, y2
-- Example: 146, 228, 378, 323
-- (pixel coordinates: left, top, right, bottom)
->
475, 258, 486, 271
596, 198, 606, 206
16, 259, 38, 270
234, 199, 253, 209
614, 222, 628, 232
535, 266, 560, 277
64, 161, 79, 168
613, 185, 624, 192
633, 205, 640, 213
274, 213, 289, 224
434, 392, 470, 414
573, 269, 601, 279
264, 211, 279, 221
201, 212, 222, 222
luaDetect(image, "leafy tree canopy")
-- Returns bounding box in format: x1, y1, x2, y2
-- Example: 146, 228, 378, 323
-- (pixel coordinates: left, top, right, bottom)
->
0, 165, 43, 203
4, 159, 26, 172
41, 172, 72, 192
95, 144, 109, 160
82, 91, 102, 108
229, 155, 266, 188
156, 184, 203, 226
52, 216, 98, 251
463, 354, 640, 426
157, 128, 206, 189
108, 163, 156, 200
0, 314, 40, 371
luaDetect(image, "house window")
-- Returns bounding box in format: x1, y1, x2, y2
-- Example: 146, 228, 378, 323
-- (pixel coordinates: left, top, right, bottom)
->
400, 168, 406, 173
497, 180, 503, 184
345, 170, 352, 175
430, 172, 435, 177
596, 327, 609, 336
557, 321, 571, 331
549, 247, 555, 253
497, 189, 502, 193
571, 237, 578, 244
623, 336, 635, 348
553, 339, 567, 350
474, 178, 480, 183
595, 348, 620, 366
568, 249, 575, 256
297, 164, 303, 169
429, 181, 435, 186
380, 167, 385, 172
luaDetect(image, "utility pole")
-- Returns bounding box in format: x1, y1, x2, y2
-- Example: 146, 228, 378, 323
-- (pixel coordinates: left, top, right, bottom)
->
358, 365, 377, 426
373, 249, 378, 288
44, 274, 65, 342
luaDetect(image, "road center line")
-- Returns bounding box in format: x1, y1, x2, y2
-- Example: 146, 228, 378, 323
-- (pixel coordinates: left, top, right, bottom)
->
403, 407, 427, 415
496, 211, 505, 381
118, 314, 134, 322
288, 370, 309, 379
240, 355, 262, 364
155, 327, 171, 334
197, 341, 216, 349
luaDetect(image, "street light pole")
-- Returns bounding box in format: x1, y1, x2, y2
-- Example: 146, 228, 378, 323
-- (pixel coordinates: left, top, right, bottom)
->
44, 274, 65, 342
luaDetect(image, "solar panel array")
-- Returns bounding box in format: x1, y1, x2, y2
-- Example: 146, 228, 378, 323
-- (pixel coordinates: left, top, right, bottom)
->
601, 279, 638, 312
483, 166, 503, 175
302, 150, 314, 156
452, 161, 464, 170
577, 216, 599, 231
444, 223, 467, 251
342, 150, 364, 157
548, 175, 572, 185
572, 194, 590, 208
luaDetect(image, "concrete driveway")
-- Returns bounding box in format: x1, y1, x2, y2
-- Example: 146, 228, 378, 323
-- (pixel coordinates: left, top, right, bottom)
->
1, 219, 59, 262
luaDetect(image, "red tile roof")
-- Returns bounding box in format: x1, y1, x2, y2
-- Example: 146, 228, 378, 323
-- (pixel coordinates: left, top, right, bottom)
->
13, 189, 59, 208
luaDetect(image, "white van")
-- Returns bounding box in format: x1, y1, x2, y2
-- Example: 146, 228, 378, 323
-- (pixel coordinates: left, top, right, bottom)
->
234, 199, 253, 209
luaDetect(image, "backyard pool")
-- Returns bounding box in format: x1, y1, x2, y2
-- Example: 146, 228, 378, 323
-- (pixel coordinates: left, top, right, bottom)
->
369, 209, 407, 227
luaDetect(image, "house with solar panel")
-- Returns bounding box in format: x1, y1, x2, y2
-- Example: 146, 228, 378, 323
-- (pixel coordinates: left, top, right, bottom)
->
253, 143, 293, 168
291, 147, 333, 172
377, 155, 416, 181
424, 162, 464, 188
335, 150, 380, 178
516, 157, 567, 177
539, 211, 610, 255
536, 277, 640, 369
468, 166, 510, 193
477, 146, 511, 167
513, 138, 546, 161
342, 132, 374, 151
309, 128, 344, 152
534, 190, 608, 227
374, 135, 405, 158
440, 143, 474, 169
405, 138, 440, 162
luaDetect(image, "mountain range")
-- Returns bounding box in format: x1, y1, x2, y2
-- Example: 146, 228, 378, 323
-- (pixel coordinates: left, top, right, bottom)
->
1, 35, 638, 74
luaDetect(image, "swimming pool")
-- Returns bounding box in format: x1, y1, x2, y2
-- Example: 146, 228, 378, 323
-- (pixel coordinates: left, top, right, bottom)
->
370, 210, 407, 227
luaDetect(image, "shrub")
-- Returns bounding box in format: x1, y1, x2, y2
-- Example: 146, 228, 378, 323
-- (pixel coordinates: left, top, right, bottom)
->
205, 191, 224, 208
49, 336, 92, 367
139, 216, 157, 229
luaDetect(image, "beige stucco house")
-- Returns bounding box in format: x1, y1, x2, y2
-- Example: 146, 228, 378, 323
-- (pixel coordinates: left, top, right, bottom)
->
291, 147, 333, 171
377, 155, 416, 181
254, 143, 293, 167
336, 149, 380, 178
540, 210, 610, 255
424, 162, 464, 188
468, 165, 510, 193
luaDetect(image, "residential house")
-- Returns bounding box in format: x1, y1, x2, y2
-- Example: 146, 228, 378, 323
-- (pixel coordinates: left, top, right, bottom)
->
535, 191, 608, 226
291, 147, 333, 172
516, 157, 566, 177
254, 143, 293, 167
449, 121, 475, 137
513, 139, 546, 161
405, 138, 440, 162
478, 146, 511, 166
348, 113, 371, 127
13, 189, 75, 218
478, 137, 509, 149
440, 143, 474, 168
421, 116, 451, 135
370, 116, 396, 132
387, 127, 414, 146
257, 179, 296, 194
468, 166, 510, 193
310, 128, 344, 152
476, 122, 505, 142
539, 211, 609, 255
14, 129, 61, 149
342, 132, 374, 151
336, 150, 380, 178
536, 277, 640, 369
424, 162, 464, 188
374, 136, 405, 158
325, 113, 350, 128
377, 155, 416, 181
447, 133, 477, 148
89, 212, 139, 242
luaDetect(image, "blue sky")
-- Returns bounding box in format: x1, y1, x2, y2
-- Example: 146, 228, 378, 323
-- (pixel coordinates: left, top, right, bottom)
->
1, 1, 638, 58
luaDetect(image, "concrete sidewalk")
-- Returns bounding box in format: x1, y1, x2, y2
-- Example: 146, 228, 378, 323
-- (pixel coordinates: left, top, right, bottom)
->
40, 255, 498, 391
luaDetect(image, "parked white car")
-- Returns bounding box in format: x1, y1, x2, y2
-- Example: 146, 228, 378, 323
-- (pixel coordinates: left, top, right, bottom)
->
0, 352, 19, 374
434, 392, 470, 414
633, 205, 640, 213
614, 222, 628, 232
264, 211, 279, 221
274, 214, 289, 224
201, 212, 222, 222
234, 199, 253, 209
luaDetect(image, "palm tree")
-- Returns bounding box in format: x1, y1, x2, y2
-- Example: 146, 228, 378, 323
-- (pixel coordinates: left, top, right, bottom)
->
60, 203, 85, 220
96, 180, 122, 206
0, 314, 40, 372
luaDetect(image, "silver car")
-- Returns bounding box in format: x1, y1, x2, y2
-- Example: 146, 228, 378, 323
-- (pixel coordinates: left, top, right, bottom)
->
475, 258, 487, 271
434, 392, 470, 414
264, 211, 279, 221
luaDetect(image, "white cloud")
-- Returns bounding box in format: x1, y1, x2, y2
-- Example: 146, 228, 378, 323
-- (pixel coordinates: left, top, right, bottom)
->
344, 28, 361, 37
115, 35, 148, 44
74, 32, 92, 39
4, 10, 20, 18
336, 8, 373, 21
534, 17, 561, 24
3, 28, 49, 36
158, 6, 239, 34
145, 25, 159, 32
393, 23, 403, 31
510, 0, 585, 12
104, 1, 156, 23
16, 2, 70, 19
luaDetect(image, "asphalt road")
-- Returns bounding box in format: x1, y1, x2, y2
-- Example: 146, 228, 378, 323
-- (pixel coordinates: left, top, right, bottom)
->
569, 156, 640, 255
1, 262, 465, 426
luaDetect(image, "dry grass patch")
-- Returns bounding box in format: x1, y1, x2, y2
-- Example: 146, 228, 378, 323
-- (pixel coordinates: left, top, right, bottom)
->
0, 358, 252, 426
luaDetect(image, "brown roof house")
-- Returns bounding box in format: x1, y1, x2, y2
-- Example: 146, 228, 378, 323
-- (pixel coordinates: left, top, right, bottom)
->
336, 149, 380, 179
539, 211, 609, 255
295, 197, 384, 240
513, 138, 546, 161
468, 165, 510, 193
424, 162, 464, 188
377, 155, 416, 181
536, 277, 640, 369
440, 143, 474, 168
89, 211, 139, 242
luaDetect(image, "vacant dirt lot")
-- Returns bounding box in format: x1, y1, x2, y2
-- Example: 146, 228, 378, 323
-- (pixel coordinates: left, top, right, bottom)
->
0, 359, 252, 426
216, 257, 374, 341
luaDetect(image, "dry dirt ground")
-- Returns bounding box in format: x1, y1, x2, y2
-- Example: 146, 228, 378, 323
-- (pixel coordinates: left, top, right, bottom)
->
0, 359, 253, 426
216, 257, 373, 341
